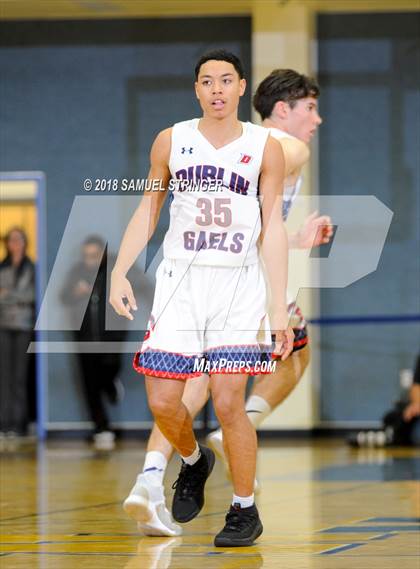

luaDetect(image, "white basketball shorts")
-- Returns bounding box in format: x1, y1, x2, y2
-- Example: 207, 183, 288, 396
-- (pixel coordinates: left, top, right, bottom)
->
134, 259, 272, 379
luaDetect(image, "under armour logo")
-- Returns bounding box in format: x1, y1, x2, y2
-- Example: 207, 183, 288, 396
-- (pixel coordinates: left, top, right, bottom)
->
181, 147, 193, 154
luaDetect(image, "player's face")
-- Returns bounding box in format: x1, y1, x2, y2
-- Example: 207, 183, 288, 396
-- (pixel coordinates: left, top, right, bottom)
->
195, 60, 246, 119
287, 97, 322, 143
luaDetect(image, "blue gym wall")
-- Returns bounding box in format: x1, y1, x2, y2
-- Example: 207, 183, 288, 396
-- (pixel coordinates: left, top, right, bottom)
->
317, 12, 420, 424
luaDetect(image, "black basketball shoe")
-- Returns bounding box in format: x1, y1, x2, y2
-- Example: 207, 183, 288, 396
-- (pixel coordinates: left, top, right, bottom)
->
214, 503, 263, 547
171, 444, 215, 523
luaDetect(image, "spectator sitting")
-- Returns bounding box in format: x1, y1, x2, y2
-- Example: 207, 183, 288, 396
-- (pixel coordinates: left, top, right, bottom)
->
348, 354, 420, 447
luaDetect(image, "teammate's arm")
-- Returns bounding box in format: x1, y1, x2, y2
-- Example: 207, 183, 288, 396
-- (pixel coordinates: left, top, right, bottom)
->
259, 136, 294, 361
109, 128, 171, 320
275, 138, 333, 250
277, 137, 309, 178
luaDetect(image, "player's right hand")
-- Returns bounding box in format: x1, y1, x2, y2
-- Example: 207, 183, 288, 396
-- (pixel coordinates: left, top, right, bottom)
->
109, 272, 137, 321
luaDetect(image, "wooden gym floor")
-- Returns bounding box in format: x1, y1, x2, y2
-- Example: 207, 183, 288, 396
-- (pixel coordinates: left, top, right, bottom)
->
1, 439, 419, 568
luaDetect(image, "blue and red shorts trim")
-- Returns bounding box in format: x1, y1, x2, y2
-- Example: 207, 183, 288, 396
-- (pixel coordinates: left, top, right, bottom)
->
133, 332, 308, 380
205, 344, 273, 374
292, 326, 308, 353
133, 344, 273, 380
133, 348, 202, 380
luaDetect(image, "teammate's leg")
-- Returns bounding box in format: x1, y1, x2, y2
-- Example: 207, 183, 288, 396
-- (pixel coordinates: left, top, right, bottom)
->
124, 375, 210, 535
249, 345, 309, 425
207, 345, 309, 487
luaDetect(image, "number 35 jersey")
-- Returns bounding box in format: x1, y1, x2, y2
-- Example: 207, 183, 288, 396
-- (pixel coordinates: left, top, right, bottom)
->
163, 118, 270, 267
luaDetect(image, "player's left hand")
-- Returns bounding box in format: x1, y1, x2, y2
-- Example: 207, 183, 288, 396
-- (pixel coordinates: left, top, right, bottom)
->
295, 210, 333, 249
272, 325, 294, 361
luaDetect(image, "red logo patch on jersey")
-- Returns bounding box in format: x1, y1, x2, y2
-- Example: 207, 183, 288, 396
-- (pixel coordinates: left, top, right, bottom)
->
239, 154, 253, 164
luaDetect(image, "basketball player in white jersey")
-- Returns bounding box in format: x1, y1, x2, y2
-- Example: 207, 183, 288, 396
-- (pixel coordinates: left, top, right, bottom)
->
123, 68, 332, 539
110, 50, 294, 547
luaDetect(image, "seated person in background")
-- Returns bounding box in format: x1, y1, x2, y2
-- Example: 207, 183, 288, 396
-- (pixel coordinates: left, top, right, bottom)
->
349, 354, 420, 447
402, 355, 420, 424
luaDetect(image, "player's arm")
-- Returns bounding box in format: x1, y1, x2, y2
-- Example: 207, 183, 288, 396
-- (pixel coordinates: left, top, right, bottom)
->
109, 128, 171, 320
277, 137, 310, 178
259, 136, 294, 361
276, 138, 333, 250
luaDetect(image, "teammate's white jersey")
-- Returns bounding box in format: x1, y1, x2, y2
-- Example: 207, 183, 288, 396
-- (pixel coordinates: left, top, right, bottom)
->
163, 119, 269, 267
269, 127, 303, 220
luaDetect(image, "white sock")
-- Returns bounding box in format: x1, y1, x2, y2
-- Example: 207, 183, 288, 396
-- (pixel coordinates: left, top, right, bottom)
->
232, 493, 254, 509
210, 428, 222, 441
181, 442, 201, 466
142, 451, 167, 485
245, 395, 271, 429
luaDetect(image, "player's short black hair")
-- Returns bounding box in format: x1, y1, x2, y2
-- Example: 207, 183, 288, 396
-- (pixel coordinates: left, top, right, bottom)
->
194, 49, 244, 80
253, 69, 320, 120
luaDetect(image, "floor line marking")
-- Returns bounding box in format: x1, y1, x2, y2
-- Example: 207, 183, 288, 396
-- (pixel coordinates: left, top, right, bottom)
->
319, 542, 365, 555
0, 501, 120, 523
365, 517, 420, 523
319, 525, 420, 533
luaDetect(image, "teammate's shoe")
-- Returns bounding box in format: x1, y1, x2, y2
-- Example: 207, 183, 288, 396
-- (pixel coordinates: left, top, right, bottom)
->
171, 444, 215, 523
206, 430, 261, 493
123, 474, 182, 537
214, 503, 263, 547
